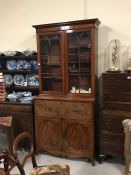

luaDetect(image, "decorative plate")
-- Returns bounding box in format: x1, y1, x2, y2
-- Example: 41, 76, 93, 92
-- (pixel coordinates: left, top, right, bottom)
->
3, 74, 13, 86
19, 96, 33, 103
30, 60, 38, 70
16, 60, 27, 70
23, 62, 32, 70
14, 74, 25, 86
26, 75, 39, 86
7, 60, 17, 70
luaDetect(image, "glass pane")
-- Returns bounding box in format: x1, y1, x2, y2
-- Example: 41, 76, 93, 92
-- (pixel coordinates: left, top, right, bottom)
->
68, 31, 91, 94
39, 34, 62, 92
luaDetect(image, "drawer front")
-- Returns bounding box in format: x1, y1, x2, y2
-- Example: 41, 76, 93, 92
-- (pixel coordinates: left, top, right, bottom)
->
35, 99, 93, 119
35, 100, 61, 117
0, 103, 32, 113
103, 92, 131, 102
100, 131, 124, 146
100, 142, 124, 157
103, 101, 131, 112
0, 111, 32, 119
60, 101, 93, 119
100, 114, 126, 133
103, 73, 131, 93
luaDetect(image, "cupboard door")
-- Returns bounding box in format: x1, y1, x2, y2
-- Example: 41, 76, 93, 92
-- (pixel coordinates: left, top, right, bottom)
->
38, 32, 65, 94
35, 116, 62, 153
12, 115, 33, 137
66, 30, 93, 95
62, 119, 94, 157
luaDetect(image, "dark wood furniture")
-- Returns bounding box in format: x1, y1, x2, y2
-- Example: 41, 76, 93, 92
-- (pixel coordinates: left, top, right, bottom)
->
33, 18, 100, 165
99, 72, 131, 158
0, 116, 14, 154
0, 55, 38, 139
0, 102, 34, 138
0, 150, 25, 175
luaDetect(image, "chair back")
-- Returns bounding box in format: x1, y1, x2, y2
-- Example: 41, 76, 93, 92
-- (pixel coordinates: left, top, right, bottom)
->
0, 150, 25, 175
13, 132, 37, 168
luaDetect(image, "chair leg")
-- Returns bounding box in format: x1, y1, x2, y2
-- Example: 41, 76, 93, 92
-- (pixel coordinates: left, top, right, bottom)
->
91, 157, 95, 166
32, 154, 37, 168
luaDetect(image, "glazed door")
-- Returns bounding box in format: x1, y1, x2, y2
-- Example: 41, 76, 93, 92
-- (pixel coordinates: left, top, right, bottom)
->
37, 31, 65, 94
35, 116, 62, 153
65, 29, 95, 96
62, 119, 94, 157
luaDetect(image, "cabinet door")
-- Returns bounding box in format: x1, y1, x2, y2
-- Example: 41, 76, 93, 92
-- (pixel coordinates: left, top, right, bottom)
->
65, 29, 94, 96
62, 119, 94, 157
35, 116, 62, 153
37, 32, 65, 94
12, 115, 33, 137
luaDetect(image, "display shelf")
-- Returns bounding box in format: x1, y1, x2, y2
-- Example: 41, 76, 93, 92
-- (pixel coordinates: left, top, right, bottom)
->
0, 55, 39, 101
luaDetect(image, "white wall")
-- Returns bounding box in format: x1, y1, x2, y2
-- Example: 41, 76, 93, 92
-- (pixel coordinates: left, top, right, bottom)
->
0, 0, 131, 75
0, 0, 83, 51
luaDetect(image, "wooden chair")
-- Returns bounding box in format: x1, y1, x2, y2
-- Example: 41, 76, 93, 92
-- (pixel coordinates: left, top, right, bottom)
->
13, 132, 70, 175
122, 119, 131, 175
0, 150, 25, 175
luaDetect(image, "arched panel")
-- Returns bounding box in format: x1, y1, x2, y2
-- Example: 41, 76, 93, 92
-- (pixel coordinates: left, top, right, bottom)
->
65, 123, 89, 150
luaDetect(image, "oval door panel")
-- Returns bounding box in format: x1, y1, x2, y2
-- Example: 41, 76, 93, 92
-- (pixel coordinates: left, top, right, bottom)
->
65, 123, 89, 150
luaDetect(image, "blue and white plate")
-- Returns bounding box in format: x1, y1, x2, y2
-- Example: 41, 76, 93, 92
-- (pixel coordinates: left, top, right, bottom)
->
26, 75, 39, 86
14, 74, 25, 86
30, 60, 38, 70
7, 60, 17, 70
19, 96, 33, 103
3, 74, 13, 86
16, 60, 27, 70
23, 62, 32, 70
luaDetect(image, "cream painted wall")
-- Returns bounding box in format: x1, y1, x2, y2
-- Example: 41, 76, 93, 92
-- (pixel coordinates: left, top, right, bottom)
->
0, 0, 131, 75
0, 0, 83, 51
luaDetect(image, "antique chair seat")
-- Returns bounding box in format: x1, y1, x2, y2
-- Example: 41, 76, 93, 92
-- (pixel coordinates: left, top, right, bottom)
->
30, 165, 70, 175
13, 132, 70, 175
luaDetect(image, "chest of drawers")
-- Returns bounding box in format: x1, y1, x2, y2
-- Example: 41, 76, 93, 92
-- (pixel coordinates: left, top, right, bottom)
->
99, 72, 131, 158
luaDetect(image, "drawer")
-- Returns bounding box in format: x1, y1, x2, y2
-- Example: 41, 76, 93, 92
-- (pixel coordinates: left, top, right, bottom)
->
100, 142, 124, 157
0, 103, 32, 113
35, 99, 93, 119
103, 73, 131, 93
100, 131, 124, 146
100, 115, 126, 133
0, 112, 32, 118
35, 100, 61, 117
60, 101, 93, 119
103, 92, 131, 102
103, 101, 131, 112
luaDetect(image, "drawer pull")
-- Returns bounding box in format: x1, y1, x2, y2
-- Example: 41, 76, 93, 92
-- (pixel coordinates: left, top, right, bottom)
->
127, 76, 131, 79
